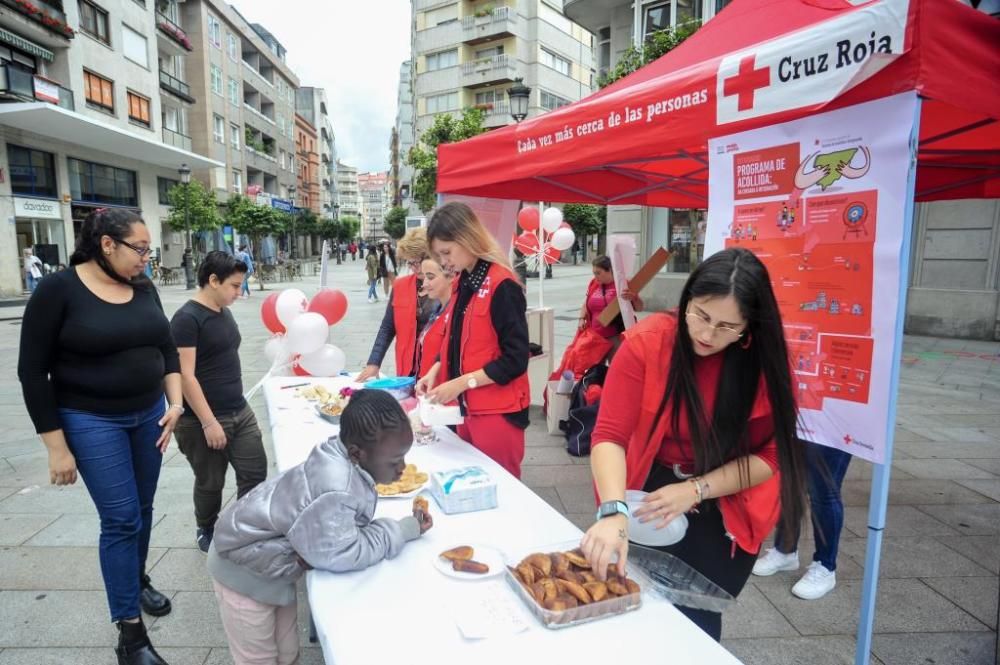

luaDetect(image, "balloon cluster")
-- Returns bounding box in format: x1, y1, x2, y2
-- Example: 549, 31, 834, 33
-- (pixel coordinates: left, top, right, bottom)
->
260, 288, 348, 377
514, 206, 576, 267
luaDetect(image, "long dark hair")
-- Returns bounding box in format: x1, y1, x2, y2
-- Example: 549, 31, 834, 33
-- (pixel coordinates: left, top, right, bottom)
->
657, 247, 806, 547
70, 208, 151, 289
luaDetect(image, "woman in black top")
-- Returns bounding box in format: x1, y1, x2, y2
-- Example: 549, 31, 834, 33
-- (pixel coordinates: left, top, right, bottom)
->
17, 209, 182, 665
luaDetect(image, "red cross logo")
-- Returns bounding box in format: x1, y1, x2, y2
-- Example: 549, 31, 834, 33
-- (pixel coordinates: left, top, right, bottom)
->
723, 55, 771, 112
843, 434, 853, 445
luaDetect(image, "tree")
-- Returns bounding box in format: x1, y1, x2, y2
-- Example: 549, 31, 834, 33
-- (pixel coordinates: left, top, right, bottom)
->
338, 215, 361, 242
383, 206, 408, 240
599, 23, 699, 88
562, 204, 604, 237
226, 195, 285, 289
406, 107, 487, 213
164, 180, 222, 249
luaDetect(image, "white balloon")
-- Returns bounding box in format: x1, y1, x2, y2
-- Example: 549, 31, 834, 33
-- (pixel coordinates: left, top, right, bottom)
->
299, 344, 346, 377
264, 335, 286, 363
275, 288, 308, 327
550, 227, 576, 251
541, 207, 564, 234
285, 312, 329, 355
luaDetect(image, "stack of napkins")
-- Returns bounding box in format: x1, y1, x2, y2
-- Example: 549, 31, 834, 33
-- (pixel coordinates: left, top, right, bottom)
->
419, 397, 464, 426
430, 466, 498, 514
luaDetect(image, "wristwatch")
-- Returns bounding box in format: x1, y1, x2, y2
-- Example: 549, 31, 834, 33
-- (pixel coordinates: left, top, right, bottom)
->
168, 403, 185, 415
466, 375, 478, 390
595, 500, 630, 521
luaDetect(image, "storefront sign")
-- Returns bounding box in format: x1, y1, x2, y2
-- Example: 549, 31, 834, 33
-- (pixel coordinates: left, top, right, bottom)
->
271, 197, 293, 213
14, 197, 62, 220
32, 77, 60, 104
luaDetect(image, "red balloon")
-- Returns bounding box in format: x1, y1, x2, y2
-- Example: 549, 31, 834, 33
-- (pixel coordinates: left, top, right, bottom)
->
308, 289, 348, 326
514, 231, 540, 255
261, 292, 284, 334
292, 356, 311, 376
517, 206, 539, 232
543, 246, 561, 265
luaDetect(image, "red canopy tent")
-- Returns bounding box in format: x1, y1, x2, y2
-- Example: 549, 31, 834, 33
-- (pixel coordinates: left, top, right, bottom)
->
437, 0, 1000, 206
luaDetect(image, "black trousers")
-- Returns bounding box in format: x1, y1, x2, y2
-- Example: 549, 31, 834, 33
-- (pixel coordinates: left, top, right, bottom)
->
641, 463, 759, 641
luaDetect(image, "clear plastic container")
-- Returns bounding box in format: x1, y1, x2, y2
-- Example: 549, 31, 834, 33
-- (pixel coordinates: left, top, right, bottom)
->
504, 541, 642, 629
365, 376, 415, 400
627, 544, 736, 613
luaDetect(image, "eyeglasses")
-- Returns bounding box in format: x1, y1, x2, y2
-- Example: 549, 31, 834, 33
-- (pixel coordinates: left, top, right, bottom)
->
685, 308, 745, 339
117, 239, 153, 258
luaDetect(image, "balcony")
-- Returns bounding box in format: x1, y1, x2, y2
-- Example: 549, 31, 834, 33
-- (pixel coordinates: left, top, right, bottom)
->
245, 146, 277, 174
158, 70, 194, 103
462, 7, 516, 45
461, 54, 517, 89
241, 60, 274, 91
478, 101, 512, 127
161, 126, 192, 152
0, 65, 73, 110
243, 103, 275, 127
0, 0, 74, 41
562, 0, 613, 35
156, 13, 193, 54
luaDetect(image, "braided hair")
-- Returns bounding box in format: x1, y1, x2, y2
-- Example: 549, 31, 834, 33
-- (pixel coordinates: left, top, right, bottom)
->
70, 208, 151, 289
339, 390, 410, 451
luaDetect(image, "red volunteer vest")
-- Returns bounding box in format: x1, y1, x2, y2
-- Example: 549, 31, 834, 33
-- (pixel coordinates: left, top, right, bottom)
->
417, 304, 449, 379
391, 274, 419, 377
438, 263, 530, 416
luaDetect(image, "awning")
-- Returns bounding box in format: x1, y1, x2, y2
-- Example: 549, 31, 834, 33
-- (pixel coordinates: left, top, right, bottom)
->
0, 27, 54, 62
0, 102, 223, 170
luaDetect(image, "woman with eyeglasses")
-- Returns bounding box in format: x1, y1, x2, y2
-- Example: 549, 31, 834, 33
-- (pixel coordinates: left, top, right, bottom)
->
413, 257, 455, 379
17, 208, 182, 665
580, 247, 807, 642
357, 228, 437, 382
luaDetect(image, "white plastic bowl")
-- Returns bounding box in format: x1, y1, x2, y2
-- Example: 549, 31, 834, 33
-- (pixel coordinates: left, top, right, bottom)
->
625, 490, 689, 547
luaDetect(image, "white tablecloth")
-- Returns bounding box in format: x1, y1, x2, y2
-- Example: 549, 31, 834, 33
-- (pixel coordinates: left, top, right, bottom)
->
262, 376, 743, 665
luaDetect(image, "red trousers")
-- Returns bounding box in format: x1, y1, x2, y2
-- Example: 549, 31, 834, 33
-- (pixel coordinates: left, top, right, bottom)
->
457, 413, 525, 479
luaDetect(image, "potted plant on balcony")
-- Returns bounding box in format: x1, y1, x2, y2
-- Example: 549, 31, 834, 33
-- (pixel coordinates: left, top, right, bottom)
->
474, 5, 494, 19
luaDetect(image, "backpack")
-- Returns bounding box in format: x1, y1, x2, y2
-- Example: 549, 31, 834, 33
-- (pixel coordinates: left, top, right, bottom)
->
562, 363, 609, 457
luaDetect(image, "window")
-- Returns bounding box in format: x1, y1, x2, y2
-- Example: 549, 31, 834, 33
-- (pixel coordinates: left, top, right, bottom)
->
540, 48, 571, 76
425, 5, 458, 26
647, 207, 704, 273
676, 0, 702, 25
157, 176, 178, 205
475, 89, 498, 105
79, 1, 110, 45
208, 15, 221, 48
227, 33, 238, 60
228, 78, 239, 105
598, 27, 611, 79
232, 170, 242, 193
540, 90, 570, 110
122, 25, 148, 67
474, 45, 503, 60
213, 114, 225, 143
68, 158, 138, 207
0, 45, 36, 72
7, 145, 57, 198
84, 70, 114, 113
278, 114, 285, 136
230, 123, 240, 148
280, 149, 286, 169
426, 48, 458, 71
644, 2, 671, 37
127, 91, 151, 126
277, 79, 284, 97
426, 91, 458, 114
163, 105, 180, 132
210, 65, 223, 95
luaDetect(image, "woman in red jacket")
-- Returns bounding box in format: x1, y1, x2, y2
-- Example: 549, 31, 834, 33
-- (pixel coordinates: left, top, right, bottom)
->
416, 202, 530, 478
581, 247, 807, 641
413, 257, 453, 379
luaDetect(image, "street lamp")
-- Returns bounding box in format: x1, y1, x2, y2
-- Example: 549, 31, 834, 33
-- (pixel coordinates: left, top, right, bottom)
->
287, 185, 297, 260
507, 78, 531, 123
178, 163, 194, 290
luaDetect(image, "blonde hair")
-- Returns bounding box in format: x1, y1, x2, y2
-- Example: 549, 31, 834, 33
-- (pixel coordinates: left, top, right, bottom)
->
427, 202, 513, 273
395, 227, 429, 262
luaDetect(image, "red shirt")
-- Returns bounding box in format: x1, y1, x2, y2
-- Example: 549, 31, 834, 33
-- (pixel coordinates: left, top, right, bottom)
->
585, 280, 621, 339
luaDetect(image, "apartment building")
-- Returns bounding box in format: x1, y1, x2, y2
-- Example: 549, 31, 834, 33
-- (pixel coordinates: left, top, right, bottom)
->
336, 159, 360, 220
0, 0, 220, 295
410, 0, 595, 137
357, 171, 388, 241
391, 59, 417, 214
293, 113, 319, 215
296, 86, 337, 219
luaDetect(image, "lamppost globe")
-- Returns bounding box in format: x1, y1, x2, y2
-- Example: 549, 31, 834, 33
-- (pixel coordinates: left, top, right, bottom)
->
178, 163, 195, 289
508, 78, 531, 123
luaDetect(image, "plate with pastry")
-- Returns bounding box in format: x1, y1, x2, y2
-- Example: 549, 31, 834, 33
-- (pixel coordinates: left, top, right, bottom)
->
433, 544, 505, 580
374, 463, 429, 498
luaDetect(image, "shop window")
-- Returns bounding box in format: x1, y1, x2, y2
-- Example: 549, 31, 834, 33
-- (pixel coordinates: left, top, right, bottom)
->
7, 145, 57, 198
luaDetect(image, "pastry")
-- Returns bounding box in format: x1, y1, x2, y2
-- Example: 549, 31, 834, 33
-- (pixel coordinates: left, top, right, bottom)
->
452, 559, 490, 574
563, 549, 590, 569
375, 483, 399, 496
606, 578, 629, 596
525, 553, 552, 577
584, 581, 609, 602
555, 578, 592, 604
440, 545, 474, 562
550, 552, 570, 575
624, 578, 641, 595
412, 496, 428, 514
516, 562, 536, 585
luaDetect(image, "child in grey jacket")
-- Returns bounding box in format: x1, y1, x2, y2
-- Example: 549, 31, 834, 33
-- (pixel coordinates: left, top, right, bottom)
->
207, 390, 432, 665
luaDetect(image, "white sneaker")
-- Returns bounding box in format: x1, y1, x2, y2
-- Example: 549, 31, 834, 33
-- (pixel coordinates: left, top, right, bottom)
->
792, 562, 836, 600
752, 548, 800, 576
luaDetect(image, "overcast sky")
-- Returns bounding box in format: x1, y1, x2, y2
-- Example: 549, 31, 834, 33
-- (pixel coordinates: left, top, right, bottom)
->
231, 1, 411, 173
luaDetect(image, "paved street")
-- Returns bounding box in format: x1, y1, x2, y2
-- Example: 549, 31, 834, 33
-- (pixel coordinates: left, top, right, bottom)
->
0, 257, 997, 664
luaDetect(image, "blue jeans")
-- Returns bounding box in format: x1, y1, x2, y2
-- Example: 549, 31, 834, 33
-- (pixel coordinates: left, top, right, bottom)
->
26, 274, 38, 292
241, 273, 252, 296
59, 400, 165, 622
775, 440, 853, 571
367, 279, 378, 300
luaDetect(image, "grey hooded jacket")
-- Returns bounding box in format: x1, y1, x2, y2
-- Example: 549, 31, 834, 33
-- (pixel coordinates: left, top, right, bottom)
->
207, 436, 420, 605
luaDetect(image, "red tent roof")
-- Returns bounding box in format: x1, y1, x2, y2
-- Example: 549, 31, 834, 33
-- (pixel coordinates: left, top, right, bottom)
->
438, 0, 1000, 205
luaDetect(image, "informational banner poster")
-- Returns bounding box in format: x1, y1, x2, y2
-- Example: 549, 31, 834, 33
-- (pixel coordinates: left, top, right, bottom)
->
705, 93, 918, 463
606, 234, 637, 329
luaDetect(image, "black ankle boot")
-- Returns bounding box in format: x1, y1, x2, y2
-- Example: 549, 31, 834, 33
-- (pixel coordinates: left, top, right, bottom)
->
140, 574, 172, 617
116, 619, 168, 665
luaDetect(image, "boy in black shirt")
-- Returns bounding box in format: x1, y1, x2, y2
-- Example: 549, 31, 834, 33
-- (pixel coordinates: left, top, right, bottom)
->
171, 252, 267, 553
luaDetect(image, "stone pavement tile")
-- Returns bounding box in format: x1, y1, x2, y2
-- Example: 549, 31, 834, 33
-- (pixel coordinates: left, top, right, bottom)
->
755, 543, 866, 582
755, 578, 986, 635
0, 546, 167, 590
555, 484, 596, 514
23, 514, 103, 547
921, 577, 999, 630
0, 485, 97, 514
524, 431, 564, 448
527, 486, 565, 513
0, 515, 56, 546
898, 440, 1000, 459
204, 646, 325, 665
522, 446, 580, 467
723, 635, 884, 665
1, 451, 47, 473
146, 591, 228, 647
155, 488, 234, 514
0, 590, 118, 647
147, 548, 212, 592
957, 478, 1000, 502
842, 504, 960, 539
840, 479, 996, 506
963, 458, 1000, 476
563, 512, 593, 531
838, 536, 991, 578
892, 427, 931, 443
871, 631, 996, 665
721, 584, 799, 639
520, 464, 592, 488
938, 536, 1000, 575
893, 458, 997, 480
150, 512, 203, 549
845, 462, 914, 482
0, 488, 15, 502
0, 433, 44, 452
915, 503, 1000, 536
0, 647, 210, 664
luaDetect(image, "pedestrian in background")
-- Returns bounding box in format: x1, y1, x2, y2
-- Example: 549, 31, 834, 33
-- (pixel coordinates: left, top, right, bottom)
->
365, 246, 380, 303
379, 241, 397, 297
22, 247, 43, 293
235, 245, 254, 299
